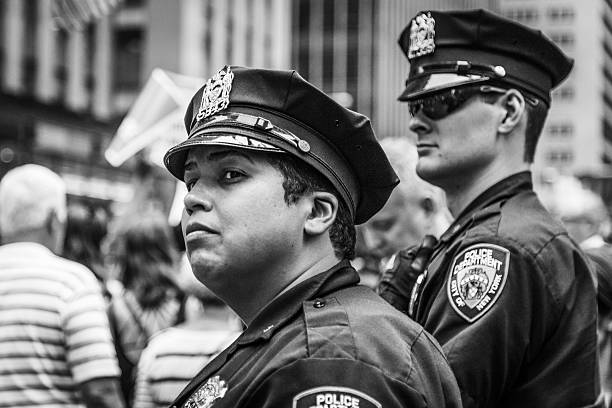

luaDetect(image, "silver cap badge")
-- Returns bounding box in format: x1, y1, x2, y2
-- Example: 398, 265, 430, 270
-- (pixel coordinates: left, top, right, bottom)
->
408, 12, 435, 60
196, 66, 234, 122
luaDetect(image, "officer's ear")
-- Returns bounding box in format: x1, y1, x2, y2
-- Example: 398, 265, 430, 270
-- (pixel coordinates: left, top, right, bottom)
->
304, 191, 338, 236
45, 208, 66, 254
497, 89, 525, 134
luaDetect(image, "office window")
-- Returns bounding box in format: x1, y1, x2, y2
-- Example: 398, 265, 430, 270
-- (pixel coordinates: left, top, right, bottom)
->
113, 28, 143, 91
546, 149, 574, 164
552, 85, 574, 100
548, 123, 574, 138
547, 7, 575, 22
23, 0, 37, 95
504, 8, 539, 24
549, 32, 574, 47
54, 28, 69, 101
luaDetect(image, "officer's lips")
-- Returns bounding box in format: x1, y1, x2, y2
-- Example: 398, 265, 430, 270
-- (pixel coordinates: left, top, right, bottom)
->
184, 222, 219, 241
416, 141, 438, 152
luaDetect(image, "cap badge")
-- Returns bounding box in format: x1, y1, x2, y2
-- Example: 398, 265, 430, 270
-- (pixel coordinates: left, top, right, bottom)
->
408, 12, 435, 60
184, 375, 228, 408
196, 66, 234, 122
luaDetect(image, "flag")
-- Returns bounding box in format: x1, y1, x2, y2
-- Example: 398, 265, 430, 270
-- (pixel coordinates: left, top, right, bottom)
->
52, 0, 124, 31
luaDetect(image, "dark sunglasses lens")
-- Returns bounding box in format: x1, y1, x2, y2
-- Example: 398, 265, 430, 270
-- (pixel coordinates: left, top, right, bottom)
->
409, 96, 451, 120
409, 88, 479, 120
422, 99, 451, 120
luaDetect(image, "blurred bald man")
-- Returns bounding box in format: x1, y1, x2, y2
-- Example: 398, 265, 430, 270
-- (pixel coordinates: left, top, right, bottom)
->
360, 137, 452, 269
0, 164, 125, 408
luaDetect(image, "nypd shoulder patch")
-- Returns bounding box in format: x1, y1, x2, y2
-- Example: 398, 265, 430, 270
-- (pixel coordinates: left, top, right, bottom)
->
447, 243, 509, 323
292, 386, 381, 408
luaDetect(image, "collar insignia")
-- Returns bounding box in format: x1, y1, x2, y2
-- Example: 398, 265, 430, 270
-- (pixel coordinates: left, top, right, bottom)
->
196, 66, 234, 122
408, 12, 435, 60
184, 375, 228, 408
447, 243, 509, 323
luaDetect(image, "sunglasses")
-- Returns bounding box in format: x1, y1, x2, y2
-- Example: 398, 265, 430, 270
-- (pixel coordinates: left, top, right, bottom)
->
408, 85, 509, 120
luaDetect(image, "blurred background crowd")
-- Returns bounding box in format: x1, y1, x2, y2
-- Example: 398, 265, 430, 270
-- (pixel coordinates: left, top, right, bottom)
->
3, 0, 612, 406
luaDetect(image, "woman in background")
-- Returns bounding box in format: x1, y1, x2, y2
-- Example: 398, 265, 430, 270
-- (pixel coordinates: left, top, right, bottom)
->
105, 210, 186, 407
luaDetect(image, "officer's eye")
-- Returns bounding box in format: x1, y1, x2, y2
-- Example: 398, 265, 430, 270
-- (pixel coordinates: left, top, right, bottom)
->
221, 170, 245, 182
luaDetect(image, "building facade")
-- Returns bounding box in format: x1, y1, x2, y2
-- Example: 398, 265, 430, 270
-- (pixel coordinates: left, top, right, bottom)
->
0, 0, 291, 214
1, 0, 611, 210
500, 0, 610, 183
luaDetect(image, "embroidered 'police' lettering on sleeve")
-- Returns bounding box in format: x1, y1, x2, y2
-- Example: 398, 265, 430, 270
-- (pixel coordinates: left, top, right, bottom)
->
447, 243, 509, 323
292, 386, 381, 408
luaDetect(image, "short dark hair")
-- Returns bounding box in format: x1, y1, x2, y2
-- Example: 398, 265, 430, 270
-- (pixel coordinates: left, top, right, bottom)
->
479, 87, 549, 163
523, 97, 549, 163
265, 153, 356, 260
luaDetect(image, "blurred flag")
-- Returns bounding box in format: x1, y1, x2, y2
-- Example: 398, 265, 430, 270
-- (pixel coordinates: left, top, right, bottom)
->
105, 68, 203, 168
52, 0, 124, 31
105, 69, 203, 225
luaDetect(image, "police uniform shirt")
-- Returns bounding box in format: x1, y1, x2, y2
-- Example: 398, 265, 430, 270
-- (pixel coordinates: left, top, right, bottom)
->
169, 260, 461, 408
411, 171, 601, 408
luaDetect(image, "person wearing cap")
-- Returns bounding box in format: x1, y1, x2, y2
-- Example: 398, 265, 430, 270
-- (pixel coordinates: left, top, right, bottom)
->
379, 9, 602, 408
162, 66, 462, 408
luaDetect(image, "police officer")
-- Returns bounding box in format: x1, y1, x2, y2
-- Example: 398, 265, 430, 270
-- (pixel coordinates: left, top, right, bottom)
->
163, 66, 462, 408
379, 9, 603, 408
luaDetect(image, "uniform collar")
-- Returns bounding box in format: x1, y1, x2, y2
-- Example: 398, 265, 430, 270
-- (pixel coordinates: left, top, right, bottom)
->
170, 260, 361, 406
237, 259, 359, 345
439, 171, 533, 245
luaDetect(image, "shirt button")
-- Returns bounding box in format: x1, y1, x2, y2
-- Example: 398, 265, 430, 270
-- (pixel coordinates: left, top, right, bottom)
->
313, 300, 326, 308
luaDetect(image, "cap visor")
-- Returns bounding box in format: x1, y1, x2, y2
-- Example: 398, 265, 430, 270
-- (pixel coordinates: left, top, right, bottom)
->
164, 133, 282, 180
398, 73, 490, 101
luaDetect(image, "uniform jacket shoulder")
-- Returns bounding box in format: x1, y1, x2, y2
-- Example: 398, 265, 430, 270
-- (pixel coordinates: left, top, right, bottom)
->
303, 285, 452, 385
464, 190, 569, 256
460, 189, 591, 309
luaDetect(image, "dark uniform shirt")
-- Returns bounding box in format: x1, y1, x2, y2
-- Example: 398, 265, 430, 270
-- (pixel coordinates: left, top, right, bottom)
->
169, 260, 461, 408
411, 172, 601, 408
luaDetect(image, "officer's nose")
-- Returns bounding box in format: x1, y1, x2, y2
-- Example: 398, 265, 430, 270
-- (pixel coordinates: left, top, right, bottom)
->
408, 113, 432, 135
183, 186, 213, 216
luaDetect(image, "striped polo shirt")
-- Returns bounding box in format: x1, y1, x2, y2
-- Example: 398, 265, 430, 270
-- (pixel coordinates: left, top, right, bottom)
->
0, 242, 121, 407
133, 326, 239, 408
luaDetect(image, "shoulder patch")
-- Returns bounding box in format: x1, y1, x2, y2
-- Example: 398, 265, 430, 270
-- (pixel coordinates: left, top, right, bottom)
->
293, 386, 381, 408
447, 243, 509, 323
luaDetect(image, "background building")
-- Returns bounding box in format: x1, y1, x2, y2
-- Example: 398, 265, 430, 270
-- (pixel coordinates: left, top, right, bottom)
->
500, 0, 608, 180
1, 0, 611, 212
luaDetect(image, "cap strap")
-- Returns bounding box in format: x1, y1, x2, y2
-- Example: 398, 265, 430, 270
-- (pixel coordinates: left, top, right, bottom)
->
415, 61, 507, 78
195, 112, 312, 153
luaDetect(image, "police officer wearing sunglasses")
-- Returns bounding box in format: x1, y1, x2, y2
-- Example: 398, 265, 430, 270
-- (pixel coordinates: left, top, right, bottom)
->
379, 9, 603, 408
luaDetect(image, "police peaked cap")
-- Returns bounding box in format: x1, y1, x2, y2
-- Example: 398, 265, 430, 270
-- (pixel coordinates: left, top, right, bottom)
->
164, 66, 399, 224
398, 9, 574, 105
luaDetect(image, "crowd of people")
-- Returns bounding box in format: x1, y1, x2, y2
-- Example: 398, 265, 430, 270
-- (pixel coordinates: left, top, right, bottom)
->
0, 7, 611, 408
0, 163, 242, 408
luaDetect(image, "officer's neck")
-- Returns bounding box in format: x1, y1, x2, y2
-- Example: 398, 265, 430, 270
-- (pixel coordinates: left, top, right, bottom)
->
445, 161, 530, 217
237, 247, 340, 327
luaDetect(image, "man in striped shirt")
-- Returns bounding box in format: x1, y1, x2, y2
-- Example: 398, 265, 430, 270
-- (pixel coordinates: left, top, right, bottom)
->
0, 164, 126, 408
132, 255, 241, 408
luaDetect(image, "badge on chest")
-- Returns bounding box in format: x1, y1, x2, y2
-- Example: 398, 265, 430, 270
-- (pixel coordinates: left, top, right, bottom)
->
184, 375, 228, 408
447, 243, 509, 323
